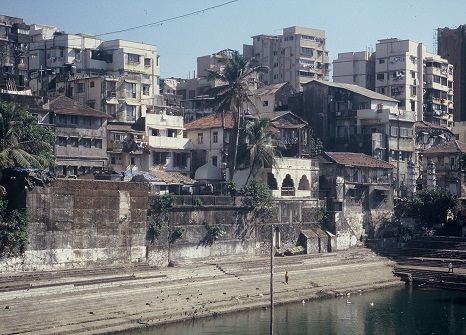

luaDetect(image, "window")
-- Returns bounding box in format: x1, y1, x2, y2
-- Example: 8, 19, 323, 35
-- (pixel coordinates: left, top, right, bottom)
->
213, 131, 218, 143
142, 85, 150, 95
90, 81, 94, 88
127, 53, 140, 63
107, 104, 116, 117
69, 137, 79, 147
113, 133, 125, 142
174, 153, 188, 168
212, 156, 218, 167
70, 115, 78, 125
376, 73, 384, 80
151, 129, 160, 136
390, 127, 398, 137
378, 59, 385, 64
167, 129, 177, 138
153, 152, 168, 165
126, 105, 136, 121
144, 58, 151, 67
110, 154, 122, 165
198, 133, 203, 144
263, 100, 269, 107
94, 139, 102, 148
125, 82, 136, 98
83, 116, 91, 126
77, 83, 85, 93
57, 137, 67, 146
57, 115, 66, 124
82, 138, 91, 148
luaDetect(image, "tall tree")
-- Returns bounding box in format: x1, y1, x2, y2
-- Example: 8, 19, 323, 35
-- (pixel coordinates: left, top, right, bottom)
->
206, 50, 268, 181
237, 118, 281, 184
0, 102, 55, 169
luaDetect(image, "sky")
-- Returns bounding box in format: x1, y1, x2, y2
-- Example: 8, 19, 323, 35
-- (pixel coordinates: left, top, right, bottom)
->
3, 0, 466, 79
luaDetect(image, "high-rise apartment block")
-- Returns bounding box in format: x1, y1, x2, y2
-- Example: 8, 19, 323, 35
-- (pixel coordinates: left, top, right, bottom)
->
0, 15, 30, 90
333, 38, 454, 127
243, 26, 330, 91
28, 32, 160, 121
437, 25, 466, 122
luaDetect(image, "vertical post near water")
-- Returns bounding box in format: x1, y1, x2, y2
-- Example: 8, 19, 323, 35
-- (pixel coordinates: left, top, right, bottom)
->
270, 223, 274, 335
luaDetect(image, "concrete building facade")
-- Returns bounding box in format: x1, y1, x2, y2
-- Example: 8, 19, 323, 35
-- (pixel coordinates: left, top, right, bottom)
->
437, 25, 466, 122
0, 15, 30, 90
333, 38, 454, 127
28, 32, 160, 121
244, 26, 330, 92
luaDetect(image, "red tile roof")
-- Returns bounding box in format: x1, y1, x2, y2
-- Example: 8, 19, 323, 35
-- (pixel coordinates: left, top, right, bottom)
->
415, 120, 453, 133
422, 140, 466, 154
322, 152, 394, 169
184, 112, 234, 130
49, 96, 113, 118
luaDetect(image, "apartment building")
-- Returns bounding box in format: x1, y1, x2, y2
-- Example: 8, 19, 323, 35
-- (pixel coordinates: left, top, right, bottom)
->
0, 15, 30, 90
28, 32, 160, 121
437, 25, 466, 121
243, 26, 331, 92
333, 38, 454, 127
332, 51, 375, 90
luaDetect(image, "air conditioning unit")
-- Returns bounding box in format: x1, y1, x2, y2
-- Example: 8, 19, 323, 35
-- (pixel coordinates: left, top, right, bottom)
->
335, 111, 341, 116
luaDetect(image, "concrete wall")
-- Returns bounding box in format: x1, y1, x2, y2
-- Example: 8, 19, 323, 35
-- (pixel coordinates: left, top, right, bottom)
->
0, 179, 325, 272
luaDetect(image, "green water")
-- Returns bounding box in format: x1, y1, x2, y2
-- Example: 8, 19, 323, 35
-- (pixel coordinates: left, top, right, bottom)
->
119, 286, 466, 335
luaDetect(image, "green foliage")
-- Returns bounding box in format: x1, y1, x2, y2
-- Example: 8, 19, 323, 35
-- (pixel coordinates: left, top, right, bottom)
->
202, 220, 226, 241
170, 226, 185, 243
395, 187, 457, 228
194, 197, 203, 207
309, 128, 323, 156
317, 208, 330, 228
237, 118, 281, 183
227, 181, 237, 196
0, 102, 55, 169
206, 50, 269, 180
239, 181, 277, 223
0, 198, 28, 256
148, 193, 176, 242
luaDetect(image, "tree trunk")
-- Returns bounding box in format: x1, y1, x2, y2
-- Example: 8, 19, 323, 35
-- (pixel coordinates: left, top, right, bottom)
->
228, 108, 241, 181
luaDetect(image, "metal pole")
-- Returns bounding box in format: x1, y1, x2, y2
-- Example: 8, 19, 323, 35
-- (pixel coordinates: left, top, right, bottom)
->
270, 223, 274, 335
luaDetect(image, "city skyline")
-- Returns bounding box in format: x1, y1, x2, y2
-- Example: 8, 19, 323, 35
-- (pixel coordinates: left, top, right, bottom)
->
3, 0, 466, 79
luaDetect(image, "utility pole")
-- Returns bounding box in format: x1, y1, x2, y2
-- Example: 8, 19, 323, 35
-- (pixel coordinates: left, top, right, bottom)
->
270, 223, 274, 335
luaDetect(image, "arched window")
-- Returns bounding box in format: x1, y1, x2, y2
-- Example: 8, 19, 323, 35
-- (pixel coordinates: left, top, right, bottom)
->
298, 175, 310, 190
281, 174, 295, 196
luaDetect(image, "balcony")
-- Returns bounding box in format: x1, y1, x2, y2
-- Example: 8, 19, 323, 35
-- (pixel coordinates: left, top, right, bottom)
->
148, 136, 191, 150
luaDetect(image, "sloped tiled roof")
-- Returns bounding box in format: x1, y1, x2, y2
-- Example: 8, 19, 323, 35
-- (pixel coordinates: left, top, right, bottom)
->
184, 112, 234, 130
322, 152, 394, 169
49, 96, 112, 118
422, 140, 466, 154
415, 120, 453, 133
259, 111, 308, 129
303, 79, 399, 103
254, 82, 289, 96
107, 121, 145, 133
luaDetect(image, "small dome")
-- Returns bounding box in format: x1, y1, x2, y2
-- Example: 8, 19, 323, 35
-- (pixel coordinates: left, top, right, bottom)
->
195, 163, 222, 180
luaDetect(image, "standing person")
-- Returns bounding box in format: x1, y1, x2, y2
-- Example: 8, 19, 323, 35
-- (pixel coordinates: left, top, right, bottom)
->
448, 262, 454, 273
285, 271, 289, 284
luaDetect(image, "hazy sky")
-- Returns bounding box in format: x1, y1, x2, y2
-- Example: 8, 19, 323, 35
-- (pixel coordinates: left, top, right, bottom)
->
3, 0, 466, 79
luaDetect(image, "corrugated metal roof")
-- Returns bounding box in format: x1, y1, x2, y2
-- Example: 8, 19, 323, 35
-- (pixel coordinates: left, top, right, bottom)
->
303, 79, 399, 103
254, 82, 288, 96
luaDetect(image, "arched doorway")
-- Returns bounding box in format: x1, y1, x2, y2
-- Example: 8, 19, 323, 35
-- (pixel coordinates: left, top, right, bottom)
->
281, 174, 295, 196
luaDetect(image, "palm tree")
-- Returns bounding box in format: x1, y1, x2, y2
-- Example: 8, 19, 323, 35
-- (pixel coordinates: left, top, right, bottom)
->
237, 118, 282, 184
206, 50, 268, 181
0, 102, 55, 170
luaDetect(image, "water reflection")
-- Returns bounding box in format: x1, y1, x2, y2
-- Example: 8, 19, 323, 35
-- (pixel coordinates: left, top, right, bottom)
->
117, 286, 466, 335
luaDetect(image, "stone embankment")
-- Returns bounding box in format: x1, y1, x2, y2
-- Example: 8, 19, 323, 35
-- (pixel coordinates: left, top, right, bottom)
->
0, 247, 402, 335
386, 236, 466, 290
